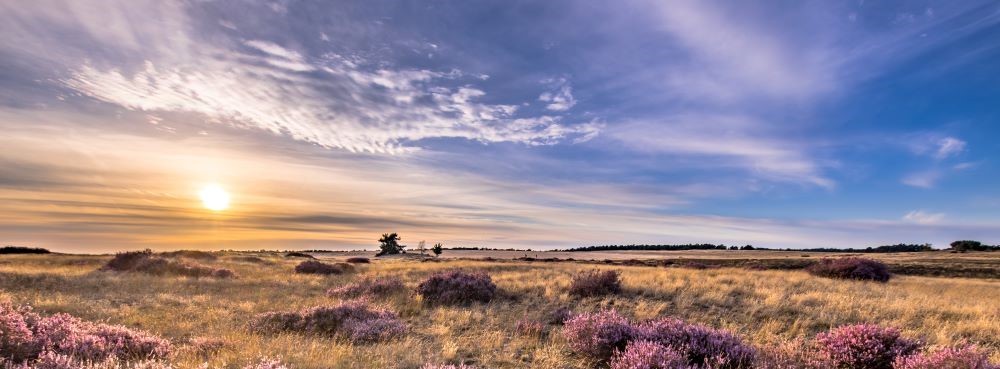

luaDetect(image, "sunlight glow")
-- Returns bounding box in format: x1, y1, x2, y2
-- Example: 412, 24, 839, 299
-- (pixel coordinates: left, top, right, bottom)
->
199, 184, 230, 211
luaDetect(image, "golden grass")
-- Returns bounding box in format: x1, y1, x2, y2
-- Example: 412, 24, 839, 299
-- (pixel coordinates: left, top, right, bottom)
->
1, 253, 998, 368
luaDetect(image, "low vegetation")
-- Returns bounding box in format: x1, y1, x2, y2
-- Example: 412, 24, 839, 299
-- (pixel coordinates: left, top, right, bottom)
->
248, 301, 406, 343
101, 250, 235, 278
416, 270, 497, 304
294, 260, 352, 275
568, 269, 622, 297
0, 251, 997, 368
806, 257, 892, 282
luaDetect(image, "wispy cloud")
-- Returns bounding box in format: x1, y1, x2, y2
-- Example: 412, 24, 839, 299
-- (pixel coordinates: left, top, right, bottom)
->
538, 78, 576, 111
903, 210, 945, 224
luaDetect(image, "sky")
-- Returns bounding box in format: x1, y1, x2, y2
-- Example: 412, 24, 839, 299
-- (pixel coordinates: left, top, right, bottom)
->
1, 0, 1000, 253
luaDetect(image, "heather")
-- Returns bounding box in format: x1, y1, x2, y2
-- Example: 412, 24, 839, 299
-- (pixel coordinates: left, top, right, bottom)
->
568, 270, 622, 297
249, 301, 406, 343
0, 302, 170, 366
416, 270, 497, 304
562, 310, 635, 359
814, 324, 921, 369
293, 260, 352, 275
100, 250, 235, 278
609, 340, 688, 369
634, 318, 756, 368
807, 257, 892, 282
895, 345, 999, 369
327, 276, 405, 298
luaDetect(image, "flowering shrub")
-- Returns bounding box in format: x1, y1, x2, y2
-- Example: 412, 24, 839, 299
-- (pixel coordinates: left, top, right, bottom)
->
249, 301, 406, 343
416, 271, 497, 304
609, 340, 688, 369
0, 302, 171, 366
294, 260, 352, 275
327, 276, 405, 298
101, 250, 235, 279
894, 344, 999, 369
568, 270, 622, 297
562, 310, 635, 360
814, 324, 920, 369
634, 317, 755, 368
515, 319, 544, 337
806, 258, 891, 282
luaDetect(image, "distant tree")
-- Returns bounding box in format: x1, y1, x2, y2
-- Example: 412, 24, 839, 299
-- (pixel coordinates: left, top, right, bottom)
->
740, 245, 755, 250
376, 233, 404, 256
950, 240, 982, 252
729, 246, 738, 251
432, 243, 443, 257
417, 240, 427, 255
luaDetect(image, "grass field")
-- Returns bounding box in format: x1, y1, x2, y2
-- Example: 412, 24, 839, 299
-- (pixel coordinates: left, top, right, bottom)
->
1, 250, 998, 368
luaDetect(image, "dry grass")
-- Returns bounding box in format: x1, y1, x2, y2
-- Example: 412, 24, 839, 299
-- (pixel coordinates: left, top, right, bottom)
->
1, 252, 998, 368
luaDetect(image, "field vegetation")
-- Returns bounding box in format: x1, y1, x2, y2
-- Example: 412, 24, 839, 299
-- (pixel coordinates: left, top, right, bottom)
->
0, 250, 998, 368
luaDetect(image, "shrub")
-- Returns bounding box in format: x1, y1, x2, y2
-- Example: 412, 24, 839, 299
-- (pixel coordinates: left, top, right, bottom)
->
0, 246, 50, 254
101, 250, 235, 279
806, 257, 891, 282
568, 270, 622, 297
249, 301, 406, 343
894, 344, 999, 369
345, 257, 370, 264
416, 271, 497, 304
327, 276, 405, 298
159, 250, 217, 260
515, 319, 544, 337
0, 302, 171, 365
609, 340, 687, 369
562, 310, 634, 360
294, 260, 352, 275
284, 252, 315, 259
634, 317, 756, 368
188, 337, 227, 355
231, 256, 267, 264
814, 324, 920, 369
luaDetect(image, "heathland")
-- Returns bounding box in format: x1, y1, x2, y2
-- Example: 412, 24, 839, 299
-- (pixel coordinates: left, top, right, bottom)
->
1, 250, 998, 368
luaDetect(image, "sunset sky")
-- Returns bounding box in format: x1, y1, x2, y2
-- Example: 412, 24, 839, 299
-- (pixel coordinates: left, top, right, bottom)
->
2, 0, 1000, 253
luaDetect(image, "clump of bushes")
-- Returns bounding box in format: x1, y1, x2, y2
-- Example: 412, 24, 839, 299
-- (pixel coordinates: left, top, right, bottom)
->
547, 306, 574, 325
327, 276, 405, 298
249, 301, 406, 343
807, 257, 892, 282
562, 310, 635, 359
231, 256, 268, 264
894, 344, 999, 369
568, 270, 622, 297
0, 302, 171, 365
814, 323, 921, 369
562, 310, 755, 367
294, 260, 353, 275
634, 317, 756, 368
345, 257, 370, 263
284, 252, 315, 259
101, 250, 235, 278
609, 340, 687, 369
416, 271, 497, 304
0, 246, 50, 254
160, 250, 217, 260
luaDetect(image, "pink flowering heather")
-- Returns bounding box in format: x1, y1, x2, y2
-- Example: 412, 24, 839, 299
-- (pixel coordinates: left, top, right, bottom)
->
249, 301, 406, 343
609, 340, 689, 369
894, 344, 999, 369
101, 250, 235, 279
634, 318, 756, 369
327, 276, 405, 298
806, 257, 891, 282
814, 324, 920, 369
0, 303, 170, 366
416, 271, 497, 304
562, 310, 635, 360
568, 270, 622, 297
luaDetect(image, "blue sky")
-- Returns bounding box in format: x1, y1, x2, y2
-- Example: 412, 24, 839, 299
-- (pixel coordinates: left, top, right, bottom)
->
1, 0, 999, 252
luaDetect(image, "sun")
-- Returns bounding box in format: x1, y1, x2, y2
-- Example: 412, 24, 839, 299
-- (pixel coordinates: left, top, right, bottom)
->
199, 184, 230, 211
